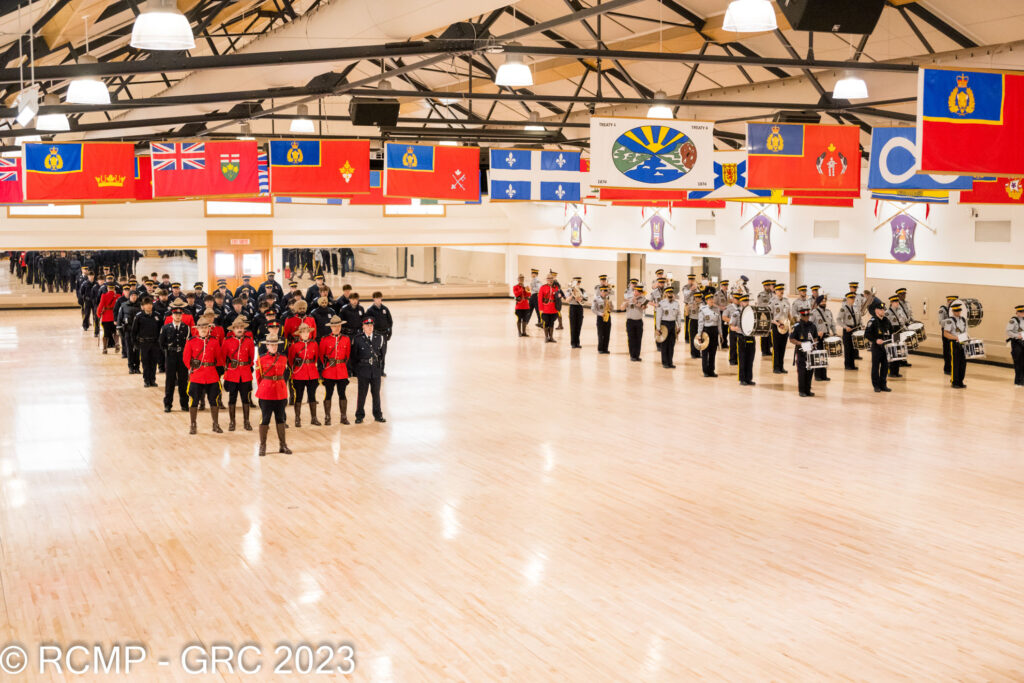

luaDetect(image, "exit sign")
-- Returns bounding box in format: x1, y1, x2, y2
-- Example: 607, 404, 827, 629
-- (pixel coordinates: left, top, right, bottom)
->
230, 239, 250, 246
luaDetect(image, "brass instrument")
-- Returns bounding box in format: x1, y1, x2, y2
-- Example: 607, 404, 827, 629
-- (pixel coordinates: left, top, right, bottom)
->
859, 287, 877, 318
569, 283, 583, 304
602, 295, 611, 323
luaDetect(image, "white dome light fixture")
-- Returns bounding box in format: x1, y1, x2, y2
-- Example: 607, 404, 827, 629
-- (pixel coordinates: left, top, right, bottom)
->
131, 0, 195, 51
290, 104, 315, 134
67, 55, 110, 105
647, 91, 673, 119
833, 74, 869, 100
524, 112, 545, 131
37, 94, 70, 131
494, 43, 533, 87
722, 0, 778, 33
15, 85, 39, 127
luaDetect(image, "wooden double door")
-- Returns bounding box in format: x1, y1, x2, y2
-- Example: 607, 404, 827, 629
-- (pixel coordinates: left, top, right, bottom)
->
207, 230, 273, 293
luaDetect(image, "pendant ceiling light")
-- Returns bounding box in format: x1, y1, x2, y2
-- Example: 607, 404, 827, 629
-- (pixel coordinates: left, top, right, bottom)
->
290, 104, 315, 134
833, 74, 868, 99
67, 54, 110, 105
37, 93, 70, 131
15, 84, 39, 127
647, 91, 673, 119
722, 0, 778, 33
494, 43, 532, 87
524, 112, 545, 131
131, 0, 195, 51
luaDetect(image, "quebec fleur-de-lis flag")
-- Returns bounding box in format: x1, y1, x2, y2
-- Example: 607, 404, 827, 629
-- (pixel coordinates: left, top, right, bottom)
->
488, 148, 582, 202
268, 139, 370, 196
24, 142, 137, 201
917, 67, 1024, 176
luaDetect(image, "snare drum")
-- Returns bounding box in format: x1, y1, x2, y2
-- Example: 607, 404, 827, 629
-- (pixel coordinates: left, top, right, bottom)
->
852, 329, 868, 350
899, 330, 919, 350
824, 335, 843, 357
962, 298, 984, 327
907, 321, 926, 343
964, 338, 986, 359
884, 341, 908, 363
806, 349, 829, 370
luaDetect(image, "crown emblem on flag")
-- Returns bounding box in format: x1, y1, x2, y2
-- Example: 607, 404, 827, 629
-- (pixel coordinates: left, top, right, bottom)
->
339, 160, 354, 183
948, 73, 975, 116
766, 126, 784, 153
402, 147, 418, 168
44, 146, 64, 171
95, 174, 126, 188
1006, 179, 1023, 201
286, 141, 304, 164
956, 73, 969, 88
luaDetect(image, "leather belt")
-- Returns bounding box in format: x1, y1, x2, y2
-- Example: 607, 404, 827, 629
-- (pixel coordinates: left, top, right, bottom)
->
263, 375, 284, 381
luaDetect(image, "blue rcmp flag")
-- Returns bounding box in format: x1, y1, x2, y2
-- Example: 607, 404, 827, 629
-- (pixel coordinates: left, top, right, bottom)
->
868, 127, 971, 191
489, 148, 582, 202
688, 151, 772, 200
269, 139, 321, 166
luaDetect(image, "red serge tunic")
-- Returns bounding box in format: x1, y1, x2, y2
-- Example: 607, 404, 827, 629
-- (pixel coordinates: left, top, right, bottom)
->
318, 334, 350, 380
164, 313, 195, 327
222, 334, 255, 383
283, 315, 317, 342
97, 290, 119, 322
183, 337, 222, 384
513, 284, 530, 310
288, 339, 320, 380
538, 284, 559, 314
255, 353, 288, 400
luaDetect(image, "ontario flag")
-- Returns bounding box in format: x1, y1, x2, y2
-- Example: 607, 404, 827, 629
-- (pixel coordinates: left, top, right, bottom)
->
384, 143, 480, 201
268, 140, 370, 195
917, 68, 1024, 176
958, 177, 1024, 205
150, 140, 259, 198
0, 157, 22, 203
746, 123, 861, 191
24, 142, 136, 201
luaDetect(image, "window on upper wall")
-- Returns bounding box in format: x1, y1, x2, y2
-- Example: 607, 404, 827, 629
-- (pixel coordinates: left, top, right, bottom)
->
8, 203, 83, 218
974, 220, 1011, 243
695, 219, 715, 235
813, 220, 840, 239
205, 200, 272, 217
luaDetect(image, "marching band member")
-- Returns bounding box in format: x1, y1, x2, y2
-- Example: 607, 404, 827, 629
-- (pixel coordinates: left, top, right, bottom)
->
551, 272, 565, 330
538, 273, 560, 343
714, 280, 730, 352
849, 281, 865, 361
938, 294, 957, 375
254, 332, 291, 456
529, 268, 541, 327
894, 287, 913, 368
565, 276, 587, 349
732, 294, 756, 386
681, 274, 698, 348
791, 285, 810, 320
686, 283, 703, 359
697, 288, 721, 377
789, 305, 817, 398
836, 292, 860, 371
648, 277, 666, 351
592, 284, 613, 355
222, 317, 255, 432
864, 300, 893, 392
1008, 305, 1024, 386
943, 302, 969, 389
757, 279, 775, 357
656, 287, 682, 369
724, 291, 740, 366
288, 323, 321, 427
771, 283, 790, 375
513, 274, 531, 337
885, 295, 909, 377
183, 316, 224, 435
625, 284, 647, 362
810, 295, 835, 382
319, 316, 352, 425
809, 285, 821, 305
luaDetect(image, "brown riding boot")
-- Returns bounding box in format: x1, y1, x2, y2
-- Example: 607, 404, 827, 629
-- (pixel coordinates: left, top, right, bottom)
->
242, 403, 252, 431
211, 405, 223, 433
189, 406, 198, 435
323, 399, 332, 426
228, 405, 237, 432
309, 401, 321, 426
258, 424, 268, 456
339, 398, 350, 425
293, 404, 302, 428
276, 423, 292, 454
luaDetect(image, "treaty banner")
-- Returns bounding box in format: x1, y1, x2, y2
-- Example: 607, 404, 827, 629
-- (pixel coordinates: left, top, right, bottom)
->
383, 143, 480, 201
688, 151, 773, 201
746, 123, 860, 191
589, 117, 714, 190
150, 140, 259, 198
917, 68, 1024, 176
868, 126, 971, 190
24, 142, 136, 201
268, 140, 370, 195
489, 148, 582, 202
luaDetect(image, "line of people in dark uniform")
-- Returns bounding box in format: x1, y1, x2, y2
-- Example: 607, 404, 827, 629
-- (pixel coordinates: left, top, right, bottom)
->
5, 250, 157, 293
282, 248, 356, 279
73, 267, 394, 456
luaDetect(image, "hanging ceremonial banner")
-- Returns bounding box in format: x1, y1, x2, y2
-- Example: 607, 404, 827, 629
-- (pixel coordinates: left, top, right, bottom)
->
917, 68, 1024, 176
489, 148, 582, 202
870, 189, 949, 204
24, 142, 137, 201
752, 214, 772, 255
649, 213, 666, 250
890, 214, 917, 262
0, 157, 23, 203
134, 156, 152, 201
384, 143, 480, 201
869, 126, 971, 190
688, 151, 773, 200
150, 140, 259, 198
589, 117, 714, 190
268, 140, 370, 195
746, 123, 860, 191
958, 177, 1024, 204
568, 214, 583, 247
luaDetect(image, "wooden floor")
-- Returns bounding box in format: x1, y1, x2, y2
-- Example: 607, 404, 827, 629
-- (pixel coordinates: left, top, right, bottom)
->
2, 302, 1024, 681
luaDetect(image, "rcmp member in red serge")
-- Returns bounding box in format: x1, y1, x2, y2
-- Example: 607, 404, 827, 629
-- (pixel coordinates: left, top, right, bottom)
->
288, 322, 321, 427
513, 274, 531, 337
283, 299, 317, 343
255, 331, 291, 456
222, 317, 255, 432
97, 281, 119, 352
164, 299, 195, 328
183, 314, 224, 435
319, 315, 351, 425
538, 272, 560, 343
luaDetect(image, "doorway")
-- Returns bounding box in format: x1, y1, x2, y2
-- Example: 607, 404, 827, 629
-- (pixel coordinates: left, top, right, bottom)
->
207, 230, 274, 292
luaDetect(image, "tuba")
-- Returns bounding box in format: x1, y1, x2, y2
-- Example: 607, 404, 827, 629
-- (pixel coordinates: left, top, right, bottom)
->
859, 287, 877, 318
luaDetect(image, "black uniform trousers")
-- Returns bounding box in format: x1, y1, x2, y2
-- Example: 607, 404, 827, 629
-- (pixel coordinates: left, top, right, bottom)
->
738, 336, 755, 384
760, 332, 772, 356
729, 331, 738, 365
1012, 339, 1024, 385
795, 349, 813, 395
771, 327, 789, 372
625, 318, 643, 360
568, 305, 584, 347
164, 350, 189, 410
595, 317, 611, 353
81, 302, 92, 330
701, 328, 719, 376
660, 321, 677, 367
687, 318, 700, 358
720, 322, 729, 349
529, 294, 539, 326
942, 336, 952, 374
813, 337, 829, 381
950, 339, 967, 387
842, 329, 857, 369
125, 333, 139, 371
139, 340, 160, 384
870, 342, 889, 390
355, 374, 383, 420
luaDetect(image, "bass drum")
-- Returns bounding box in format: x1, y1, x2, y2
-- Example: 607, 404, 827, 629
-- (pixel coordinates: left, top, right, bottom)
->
741, 305, 772, 337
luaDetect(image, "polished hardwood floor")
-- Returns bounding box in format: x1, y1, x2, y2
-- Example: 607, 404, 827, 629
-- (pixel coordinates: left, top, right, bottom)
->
2, 301, 1023, 681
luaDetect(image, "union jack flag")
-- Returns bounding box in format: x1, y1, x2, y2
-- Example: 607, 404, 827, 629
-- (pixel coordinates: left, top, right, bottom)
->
151, 142, 205, 171
0, 158, 19, 182
258, 152, 269, 195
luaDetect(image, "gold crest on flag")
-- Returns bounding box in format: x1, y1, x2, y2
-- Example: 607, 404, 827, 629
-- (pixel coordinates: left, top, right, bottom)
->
722, 163, 738, 186
766, 126, 784, 152
948, 73, 975, 116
